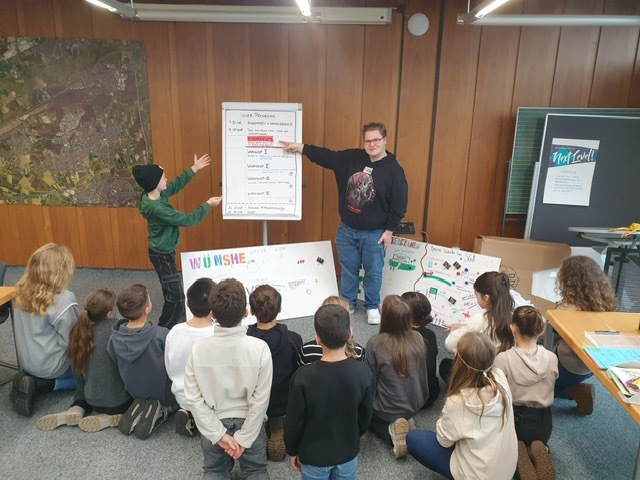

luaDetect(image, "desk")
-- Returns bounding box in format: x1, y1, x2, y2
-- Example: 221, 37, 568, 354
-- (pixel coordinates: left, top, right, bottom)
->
568, 227, 640, 295
546, 310, 640, 479
0, 286, 17, 374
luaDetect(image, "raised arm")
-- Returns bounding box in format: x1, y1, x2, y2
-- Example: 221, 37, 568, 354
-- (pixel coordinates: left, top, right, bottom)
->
280, 141, 304, 154
192, 153, 212, 173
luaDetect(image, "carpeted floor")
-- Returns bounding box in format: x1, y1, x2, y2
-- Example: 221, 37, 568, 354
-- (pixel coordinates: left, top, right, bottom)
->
0, 266, 638, 479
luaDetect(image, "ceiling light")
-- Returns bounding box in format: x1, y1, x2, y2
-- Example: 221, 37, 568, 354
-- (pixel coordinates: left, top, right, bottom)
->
84, 0, 135, 18
296, 0, 312, 18
475, 0, 512, 18
459, 14, 640, 27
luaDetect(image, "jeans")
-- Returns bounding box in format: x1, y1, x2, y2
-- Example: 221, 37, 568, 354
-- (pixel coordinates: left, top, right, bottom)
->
554, 361, 593, 398
201, 418, 269, 480
406, 430, 454, 480
335, 223, 385, 311
300, 456, 357, 480
148, 249, 185, 329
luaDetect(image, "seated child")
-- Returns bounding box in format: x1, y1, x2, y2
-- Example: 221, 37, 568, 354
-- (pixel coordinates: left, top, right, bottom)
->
247, 284, 303, 461
285, 304, 374, 479
184, 278, 273, 479
553, 256, 617, 414
366, 295, 430, 459
36, 289, 133, 432
108, 284, 177, 439
11, 243, 79, 417
298, 296, 364, 365
407, 331, 518, 480
439, 271, 514, 384
165, 278, 216, 437
401, 291, 440, 408
495, 306, 558, 480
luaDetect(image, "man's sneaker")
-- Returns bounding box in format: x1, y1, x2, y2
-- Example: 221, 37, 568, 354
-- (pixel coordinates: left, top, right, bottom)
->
133, 399, 168, 439
516, 440, 537, 480
567, 383, 595, 415
175, 408, 196, 437
119, 398, 148, 435
267, 416, 286, 461
11, 372, 36, 417
529, 440, 556, 480
36, 405, 85, 431
349, 305, 355, 315
367, 308, 381, 325
78, 414, 123, 433
388, 418, 409, 458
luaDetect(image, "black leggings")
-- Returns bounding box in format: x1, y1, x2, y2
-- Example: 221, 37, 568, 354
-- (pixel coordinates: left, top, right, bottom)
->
513, 405, 552, 446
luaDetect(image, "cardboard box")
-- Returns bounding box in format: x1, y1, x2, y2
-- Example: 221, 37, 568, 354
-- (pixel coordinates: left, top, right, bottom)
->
473, 236, 571, 314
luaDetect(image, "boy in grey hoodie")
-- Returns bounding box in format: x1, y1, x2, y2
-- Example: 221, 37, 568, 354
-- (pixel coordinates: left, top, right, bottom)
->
107, 284, 177, 439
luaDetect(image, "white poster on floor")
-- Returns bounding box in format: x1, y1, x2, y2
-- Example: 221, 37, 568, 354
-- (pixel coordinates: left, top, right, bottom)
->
359, 237, 501, 328
542, 137, 599, 206
181, 241, 338, 324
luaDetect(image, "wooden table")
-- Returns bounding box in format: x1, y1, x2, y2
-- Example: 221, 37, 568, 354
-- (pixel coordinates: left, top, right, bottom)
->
546, 309, 640, 478
0, 286, 17, 373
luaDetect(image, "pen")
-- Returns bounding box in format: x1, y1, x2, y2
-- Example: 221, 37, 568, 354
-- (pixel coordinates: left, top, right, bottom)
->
595, 330, 620, 335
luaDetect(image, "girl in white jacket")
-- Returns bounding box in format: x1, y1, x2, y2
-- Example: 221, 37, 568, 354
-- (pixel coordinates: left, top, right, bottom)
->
407, 331, 517, 480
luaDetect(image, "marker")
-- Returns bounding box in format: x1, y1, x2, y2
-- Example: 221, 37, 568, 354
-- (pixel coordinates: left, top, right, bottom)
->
595, 330, 620, 335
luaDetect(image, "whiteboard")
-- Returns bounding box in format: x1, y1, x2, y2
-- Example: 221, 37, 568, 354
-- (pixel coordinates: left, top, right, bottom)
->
359, 237, 501, 328
181, 241, 338, 324
222, 102, 303, 220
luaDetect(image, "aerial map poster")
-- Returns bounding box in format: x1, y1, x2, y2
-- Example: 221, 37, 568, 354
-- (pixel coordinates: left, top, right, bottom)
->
0, 37, 151, 207
359, 237, 501, 328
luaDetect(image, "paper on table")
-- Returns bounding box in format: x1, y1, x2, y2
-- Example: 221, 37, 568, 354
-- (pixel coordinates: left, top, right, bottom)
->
585, 332, 640, 348
583, 346, 640, 370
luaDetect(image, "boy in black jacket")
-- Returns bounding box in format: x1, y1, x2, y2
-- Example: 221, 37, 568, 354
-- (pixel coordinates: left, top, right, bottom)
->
284, 304, 374, 478
247, 285, 302, 462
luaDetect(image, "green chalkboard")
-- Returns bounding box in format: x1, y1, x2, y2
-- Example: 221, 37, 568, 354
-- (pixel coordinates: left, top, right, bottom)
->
505, 108, 640, 215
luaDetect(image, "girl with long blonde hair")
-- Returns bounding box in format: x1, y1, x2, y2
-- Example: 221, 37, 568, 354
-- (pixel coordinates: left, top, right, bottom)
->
407, 331, 517, 479
11, 243, 79, 417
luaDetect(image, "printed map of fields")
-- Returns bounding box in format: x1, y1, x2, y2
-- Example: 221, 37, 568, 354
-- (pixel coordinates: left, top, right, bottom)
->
0, 37, 151, 206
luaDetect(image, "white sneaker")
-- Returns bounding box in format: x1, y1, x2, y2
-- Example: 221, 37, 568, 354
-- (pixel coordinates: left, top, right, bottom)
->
367, 308, 381, 325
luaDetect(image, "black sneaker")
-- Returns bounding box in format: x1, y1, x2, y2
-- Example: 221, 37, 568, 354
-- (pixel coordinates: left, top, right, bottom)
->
119, 398, 148, 435
11, 372, 36, 417
133, 399, 168, 440
175, 408, 196, 437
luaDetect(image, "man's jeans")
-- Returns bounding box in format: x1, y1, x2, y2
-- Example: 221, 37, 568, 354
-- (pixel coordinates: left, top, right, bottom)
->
148, 249, 185, 329
335, 222, 385, 311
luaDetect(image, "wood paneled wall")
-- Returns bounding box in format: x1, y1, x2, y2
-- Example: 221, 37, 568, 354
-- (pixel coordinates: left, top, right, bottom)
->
1, 0, 639, 269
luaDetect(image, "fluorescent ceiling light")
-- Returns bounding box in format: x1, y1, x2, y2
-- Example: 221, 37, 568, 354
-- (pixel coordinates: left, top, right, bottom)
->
84, 2, 391, 25
296, 0, 312, 18
475, 0, 512, 18
458, 14, 640, 27
84, 0, 135, 18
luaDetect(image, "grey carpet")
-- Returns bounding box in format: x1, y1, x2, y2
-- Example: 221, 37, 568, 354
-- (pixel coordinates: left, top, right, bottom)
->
0, 267, 638, 479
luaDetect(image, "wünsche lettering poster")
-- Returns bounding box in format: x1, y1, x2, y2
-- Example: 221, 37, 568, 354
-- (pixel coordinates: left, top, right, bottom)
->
222, 103, 303, 220
543, 137, 599, 206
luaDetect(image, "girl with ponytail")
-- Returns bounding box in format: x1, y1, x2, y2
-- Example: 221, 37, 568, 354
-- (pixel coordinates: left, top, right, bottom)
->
36, 289, 132, 432
440, 271, 515, 383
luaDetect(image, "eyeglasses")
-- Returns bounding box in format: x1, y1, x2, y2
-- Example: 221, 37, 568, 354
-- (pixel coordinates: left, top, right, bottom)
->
363, 137, 385, 145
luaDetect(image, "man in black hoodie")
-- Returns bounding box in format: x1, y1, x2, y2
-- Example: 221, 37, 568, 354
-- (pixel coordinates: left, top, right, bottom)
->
281, 123, 408, 326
